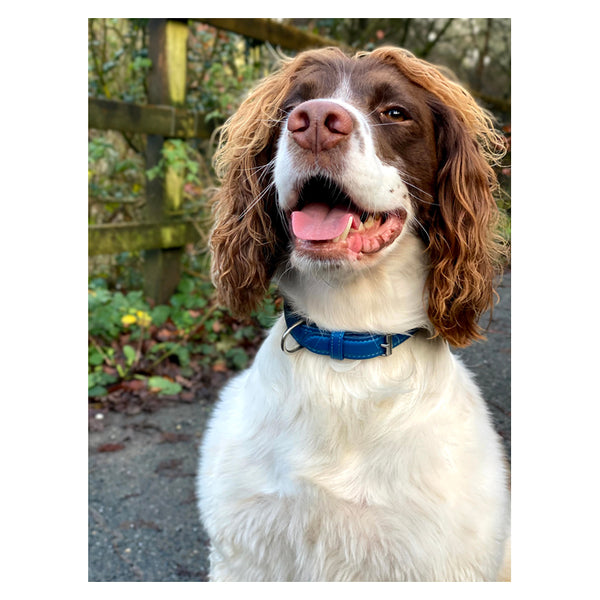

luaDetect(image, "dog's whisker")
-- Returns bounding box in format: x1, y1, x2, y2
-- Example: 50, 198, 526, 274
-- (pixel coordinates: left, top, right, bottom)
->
238, 180, 277, 219
397, 176, 435, 201
411, 215, 431, 243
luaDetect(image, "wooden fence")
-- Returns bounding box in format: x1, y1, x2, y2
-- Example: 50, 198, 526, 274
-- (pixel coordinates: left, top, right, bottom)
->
89, 18, 337, 303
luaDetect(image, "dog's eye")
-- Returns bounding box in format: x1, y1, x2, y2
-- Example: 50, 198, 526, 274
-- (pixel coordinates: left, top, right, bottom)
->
381, 107, 410, 122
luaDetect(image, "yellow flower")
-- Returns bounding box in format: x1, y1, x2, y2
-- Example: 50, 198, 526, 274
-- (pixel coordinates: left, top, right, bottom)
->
136, 310, 152, 328
121, 314, 137, 326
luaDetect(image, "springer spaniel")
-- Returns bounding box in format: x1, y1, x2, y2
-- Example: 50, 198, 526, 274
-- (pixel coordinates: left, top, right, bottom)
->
198, 46, 511, 582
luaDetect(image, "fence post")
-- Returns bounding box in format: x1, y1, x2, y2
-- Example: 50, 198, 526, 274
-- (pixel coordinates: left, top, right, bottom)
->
144, 18, 189, 304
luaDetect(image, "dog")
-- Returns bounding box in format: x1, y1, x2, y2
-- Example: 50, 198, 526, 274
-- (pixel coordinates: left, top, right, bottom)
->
197, 46, 510, 581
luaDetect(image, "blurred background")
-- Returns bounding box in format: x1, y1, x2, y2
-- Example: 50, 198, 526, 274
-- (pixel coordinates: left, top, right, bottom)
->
88, 18, 511, 415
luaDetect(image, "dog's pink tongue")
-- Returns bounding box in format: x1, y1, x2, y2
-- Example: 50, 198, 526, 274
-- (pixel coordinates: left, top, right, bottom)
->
292, 203, 359, 241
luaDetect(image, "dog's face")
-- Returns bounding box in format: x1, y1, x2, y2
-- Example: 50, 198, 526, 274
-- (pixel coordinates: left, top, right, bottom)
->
210, 47, 504, 346
274, 57, 439, 272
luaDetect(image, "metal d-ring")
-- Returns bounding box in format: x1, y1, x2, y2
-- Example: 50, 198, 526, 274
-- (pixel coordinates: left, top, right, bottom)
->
281, 319, 305, 354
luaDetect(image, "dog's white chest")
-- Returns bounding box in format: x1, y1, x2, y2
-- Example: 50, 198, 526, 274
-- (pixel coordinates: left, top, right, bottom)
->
198, 355, 509, 582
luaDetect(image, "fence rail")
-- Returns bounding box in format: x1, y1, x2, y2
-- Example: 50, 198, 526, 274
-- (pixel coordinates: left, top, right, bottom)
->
89, 18, 337, 302
200, 18, 340, 50
88, 98, 212, 139
88, 220, 203, 256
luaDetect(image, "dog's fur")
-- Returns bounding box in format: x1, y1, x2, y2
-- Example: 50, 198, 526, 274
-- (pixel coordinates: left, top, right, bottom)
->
197, 46, 510, 581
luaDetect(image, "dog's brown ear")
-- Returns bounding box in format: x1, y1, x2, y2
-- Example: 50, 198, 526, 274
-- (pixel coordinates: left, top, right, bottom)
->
210, 148, 281, 317
209, 74, 292, 317
364, 48, 507, 346
425, 101, 505, 347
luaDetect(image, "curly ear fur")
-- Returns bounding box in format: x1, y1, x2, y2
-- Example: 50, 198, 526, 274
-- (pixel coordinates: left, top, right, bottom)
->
209, 93, 283, 317
210, 47, 349, 316
365, 48, 507, 347
426, 100, 505, 347
210, 146, 282, 317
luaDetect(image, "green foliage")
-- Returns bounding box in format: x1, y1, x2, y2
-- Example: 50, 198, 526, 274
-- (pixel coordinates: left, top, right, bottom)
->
88, 18, 150, 103
146, 139, 201, 186
186, 23, 272, 120
88, 136, 145, 202
88, 20, 268, 290
88, 273, 280, 399
88, 369, 119, 398
88, 280, 151, 342
147, 376, 182, 395
88, 19, 271, 125
199, 60, 257, 125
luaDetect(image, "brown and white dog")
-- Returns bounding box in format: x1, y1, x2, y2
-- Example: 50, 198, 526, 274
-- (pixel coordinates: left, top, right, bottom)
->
198, 46, 510, 581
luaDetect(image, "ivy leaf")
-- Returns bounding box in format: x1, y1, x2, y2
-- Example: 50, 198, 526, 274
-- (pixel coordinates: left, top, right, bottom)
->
151, 305, 171, 327
226, 347, 249, 370
89, 347, 105, 366
123, 345, 137, 365
88, 385, 108, 397
147, 376, 182, 396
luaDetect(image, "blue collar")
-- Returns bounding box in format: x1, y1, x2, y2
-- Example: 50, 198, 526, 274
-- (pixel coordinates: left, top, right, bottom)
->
281, 304, 419, 361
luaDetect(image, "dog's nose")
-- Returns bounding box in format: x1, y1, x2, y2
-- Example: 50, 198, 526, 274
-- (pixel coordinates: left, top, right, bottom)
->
287, 100, 353, 153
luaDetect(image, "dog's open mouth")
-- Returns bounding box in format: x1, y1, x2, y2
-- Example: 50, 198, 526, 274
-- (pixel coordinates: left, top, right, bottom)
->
290, 176, 406, 258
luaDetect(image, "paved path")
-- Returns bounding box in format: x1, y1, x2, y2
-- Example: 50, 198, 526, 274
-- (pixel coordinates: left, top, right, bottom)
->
88, 270, 510, 581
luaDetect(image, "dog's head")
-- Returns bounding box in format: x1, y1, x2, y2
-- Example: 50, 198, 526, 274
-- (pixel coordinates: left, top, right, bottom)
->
210, 46, 506, 347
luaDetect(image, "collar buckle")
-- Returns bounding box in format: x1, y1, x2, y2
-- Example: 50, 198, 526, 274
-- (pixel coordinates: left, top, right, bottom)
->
381, 334, 394, 357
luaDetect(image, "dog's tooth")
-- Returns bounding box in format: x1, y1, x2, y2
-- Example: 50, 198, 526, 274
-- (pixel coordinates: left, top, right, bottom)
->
338, 216, 353, 242
364, 216, 375, 229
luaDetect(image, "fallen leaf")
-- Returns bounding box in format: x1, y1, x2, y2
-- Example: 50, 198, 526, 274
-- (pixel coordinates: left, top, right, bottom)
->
160, 432, 193, 443
97, 443, 125, 453
154, 458, 183, 473
157, 328, 176, 341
